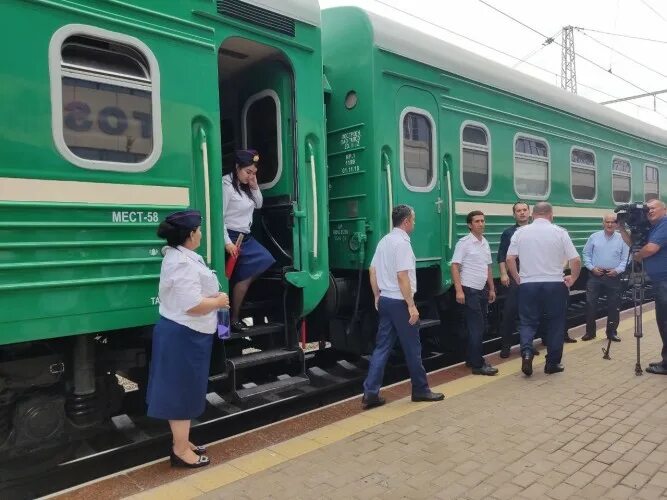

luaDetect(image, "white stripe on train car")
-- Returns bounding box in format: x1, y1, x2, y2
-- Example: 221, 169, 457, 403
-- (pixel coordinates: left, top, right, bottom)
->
454, 201, 612, 218
0, 177, 189, 206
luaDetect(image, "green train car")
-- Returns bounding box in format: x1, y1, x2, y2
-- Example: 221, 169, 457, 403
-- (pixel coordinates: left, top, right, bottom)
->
318, 7, 666, 354
0, 0, 328, 455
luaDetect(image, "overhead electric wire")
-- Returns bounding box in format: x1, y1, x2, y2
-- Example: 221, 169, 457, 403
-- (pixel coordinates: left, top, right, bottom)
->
370, 0, 667, 118
512, 29, 562, 69
476, 0, 667, 107
576, 28, 667, 45
639, 0, 667, 24
576, 29, 667, 79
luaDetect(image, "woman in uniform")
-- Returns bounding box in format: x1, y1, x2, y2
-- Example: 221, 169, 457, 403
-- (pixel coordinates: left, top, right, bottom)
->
223, 149, 276, 332
146, 209, 229, 468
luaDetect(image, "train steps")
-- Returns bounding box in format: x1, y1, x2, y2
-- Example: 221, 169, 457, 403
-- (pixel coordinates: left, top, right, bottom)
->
225, 348, 307, 402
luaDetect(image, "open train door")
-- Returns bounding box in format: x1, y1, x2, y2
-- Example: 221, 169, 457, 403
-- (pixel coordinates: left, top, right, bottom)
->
238, 60, 296, 269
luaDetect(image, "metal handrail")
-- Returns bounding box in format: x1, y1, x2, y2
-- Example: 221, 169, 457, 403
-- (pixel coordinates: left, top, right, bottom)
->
200, 130, 212, 264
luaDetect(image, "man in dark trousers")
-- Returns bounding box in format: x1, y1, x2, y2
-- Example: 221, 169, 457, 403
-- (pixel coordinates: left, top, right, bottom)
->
619, 199, 667, 375
506, 202, 581, 376
581, 214, 629, 342
451, 210, 498, 375
362, 205, 445, 408
497, 202, 535, 358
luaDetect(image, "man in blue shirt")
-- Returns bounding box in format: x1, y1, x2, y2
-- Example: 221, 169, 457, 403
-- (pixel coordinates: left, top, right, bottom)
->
619, 199, 667, 375
581, 214, 629, 342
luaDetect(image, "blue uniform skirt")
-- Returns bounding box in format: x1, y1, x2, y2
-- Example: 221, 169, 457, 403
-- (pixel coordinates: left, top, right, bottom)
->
146, 316, 214, 420
227, 230, 275, 282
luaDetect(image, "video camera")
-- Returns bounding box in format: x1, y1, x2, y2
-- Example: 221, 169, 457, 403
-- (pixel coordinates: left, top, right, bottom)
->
614, 202, 651, 248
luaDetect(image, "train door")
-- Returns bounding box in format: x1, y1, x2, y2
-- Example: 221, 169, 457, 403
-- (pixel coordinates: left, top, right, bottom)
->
394, 86, 443, 264
217, 38, 307, 400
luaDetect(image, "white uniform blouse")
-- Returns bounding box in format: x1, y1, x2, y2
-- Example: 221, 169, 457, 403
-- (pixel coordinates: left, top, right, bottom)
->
222, 174, 263, 245
158, 245, 220, 334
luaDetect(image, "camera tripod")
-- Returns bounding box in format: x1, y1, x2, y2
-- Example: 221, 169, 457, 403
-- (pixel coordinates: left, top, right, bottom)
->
602, 250, 644, 376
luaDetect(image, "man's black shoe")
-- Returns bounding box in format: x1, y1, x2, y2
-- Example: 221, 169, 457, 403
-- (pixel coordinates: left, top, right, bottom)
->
649, 361, 666, 368
646, 365, 667, 375
362, 394, 386, 409
608, 335, 621, 342
472, 364, 498, 376
581, 333, 596, 341
544, 363, 565, 374
499, 347, 510, 358
411, 391, 445, 402
564, 335, 577, 343
521, 351, 533, 376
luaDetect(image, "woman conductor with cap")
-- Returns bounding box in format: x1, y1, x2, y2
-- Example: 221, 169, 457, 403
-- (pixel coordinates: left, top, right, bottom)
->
146, 210, 229, 468
223, 149, 276, 332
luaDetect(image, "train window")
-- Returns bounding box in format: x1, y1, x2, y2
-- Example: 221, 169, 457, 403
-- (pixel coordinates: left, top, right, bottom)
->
612, 157, 632, 204
461, 123, 490, 195
570, 148, 597, 202
242, 90, 281, 189
50, 26, 161, 172
401, 110, 435, 190
514, 135, 549, 198
644, 164, 660, 201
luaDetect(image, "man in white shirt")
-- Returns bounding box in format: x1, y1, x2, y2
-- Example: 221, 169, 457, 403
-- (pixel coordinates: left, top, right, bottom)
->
362, 205, 445, 409
506, 202, 581, 376
451, 211, 498, 376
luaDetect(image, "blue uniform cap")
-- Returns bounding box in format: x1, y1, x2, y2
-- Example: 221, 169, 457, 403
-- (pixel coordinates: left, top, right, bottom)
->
165, 209, 202, 230
235, 149, 260, 167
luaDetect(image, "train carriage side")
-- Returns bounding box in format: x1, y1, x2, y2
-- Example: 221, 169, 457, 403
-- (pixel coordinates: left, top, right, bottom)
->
319, 6, 667, 357
0, 0, 328, 457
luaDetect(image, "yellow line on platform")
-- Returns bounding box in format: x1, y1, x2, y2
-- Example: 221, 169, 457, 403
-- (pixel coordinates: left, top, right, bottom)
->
126, 311, 656, 499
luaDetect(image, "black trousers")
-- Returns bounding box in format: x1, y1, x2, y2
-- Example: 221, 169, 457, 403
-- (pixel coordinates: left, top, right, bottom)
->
499, 280, 519, 349
655, 279, 667, 366
585, 275, 621, 337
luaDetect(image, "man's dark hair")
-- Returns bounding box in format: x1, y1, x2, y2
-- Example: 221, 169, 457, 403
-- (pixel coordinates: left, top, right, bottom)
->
466, 210, 484, 225
512, 201, 529, 213
392, 204, 414, 227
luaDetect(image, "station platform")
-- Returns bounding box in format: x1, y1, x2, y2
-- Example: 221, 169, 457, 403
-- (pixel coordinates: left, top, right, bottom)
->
53, 305, 667, 500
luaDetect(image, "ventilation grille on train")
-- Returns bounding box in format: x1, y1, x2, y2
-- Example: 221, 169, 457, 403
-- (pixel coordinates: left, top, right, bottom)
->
217, 0, 296, 37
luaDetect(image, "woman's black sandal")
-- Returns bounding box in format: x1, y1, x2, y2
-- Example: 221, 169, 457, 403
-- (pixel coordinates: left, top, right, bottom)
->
170, 451, 210, 468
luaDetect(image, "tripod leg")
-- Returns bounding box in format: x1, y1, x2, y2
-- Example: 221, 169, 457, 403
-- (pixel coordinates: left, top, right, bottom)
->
602, 338, 612, 359
633, 257, 644, 376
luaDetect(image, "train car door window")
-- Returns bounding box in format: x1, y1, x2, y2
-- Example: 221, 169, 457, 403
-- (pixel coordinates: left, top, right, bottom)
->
570, 147, 597, 202
242, 89, 282, 189
514, 135, 550, 199
644, 164, 660, 201
612, 157, 632, 204
49, 26, 161, 172
400, 109, 436, 191
461, 123, 490, 195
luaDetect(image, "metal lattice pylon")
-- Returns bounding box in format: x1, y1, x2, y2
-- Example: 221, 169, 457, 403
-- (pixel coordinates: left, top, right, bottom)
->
561, 26, 577, 94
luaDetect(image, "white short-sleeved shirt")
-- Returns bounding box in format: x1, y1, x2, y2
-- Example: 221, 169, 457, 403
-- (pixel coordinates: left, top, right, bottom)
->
451, 233, 492, 290
158, 246, 220, 334
370, 228, 416, 300
222, 174, 263, 245
507, 218, 579, 283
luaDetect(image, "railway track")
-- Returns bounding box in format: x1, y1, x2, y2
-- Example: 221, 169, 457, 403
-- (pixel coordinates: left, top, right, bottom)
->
0, 287, 652, 500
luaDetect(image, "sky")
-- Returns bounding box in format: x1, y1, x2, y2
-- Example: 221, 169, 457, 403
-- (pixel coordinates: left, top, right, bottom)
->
319, 0, 667, 130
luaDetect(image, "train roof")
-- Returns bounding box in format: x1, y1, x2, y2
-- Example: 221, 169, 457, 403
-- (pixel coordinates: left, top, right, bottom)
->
342, 7, 667, 147
246, 0, 320, 27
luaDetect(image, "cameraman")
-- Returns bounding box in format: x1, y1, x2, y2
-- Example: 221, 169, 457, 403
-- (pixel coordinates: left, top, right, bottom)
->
619, 199, 667, 375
